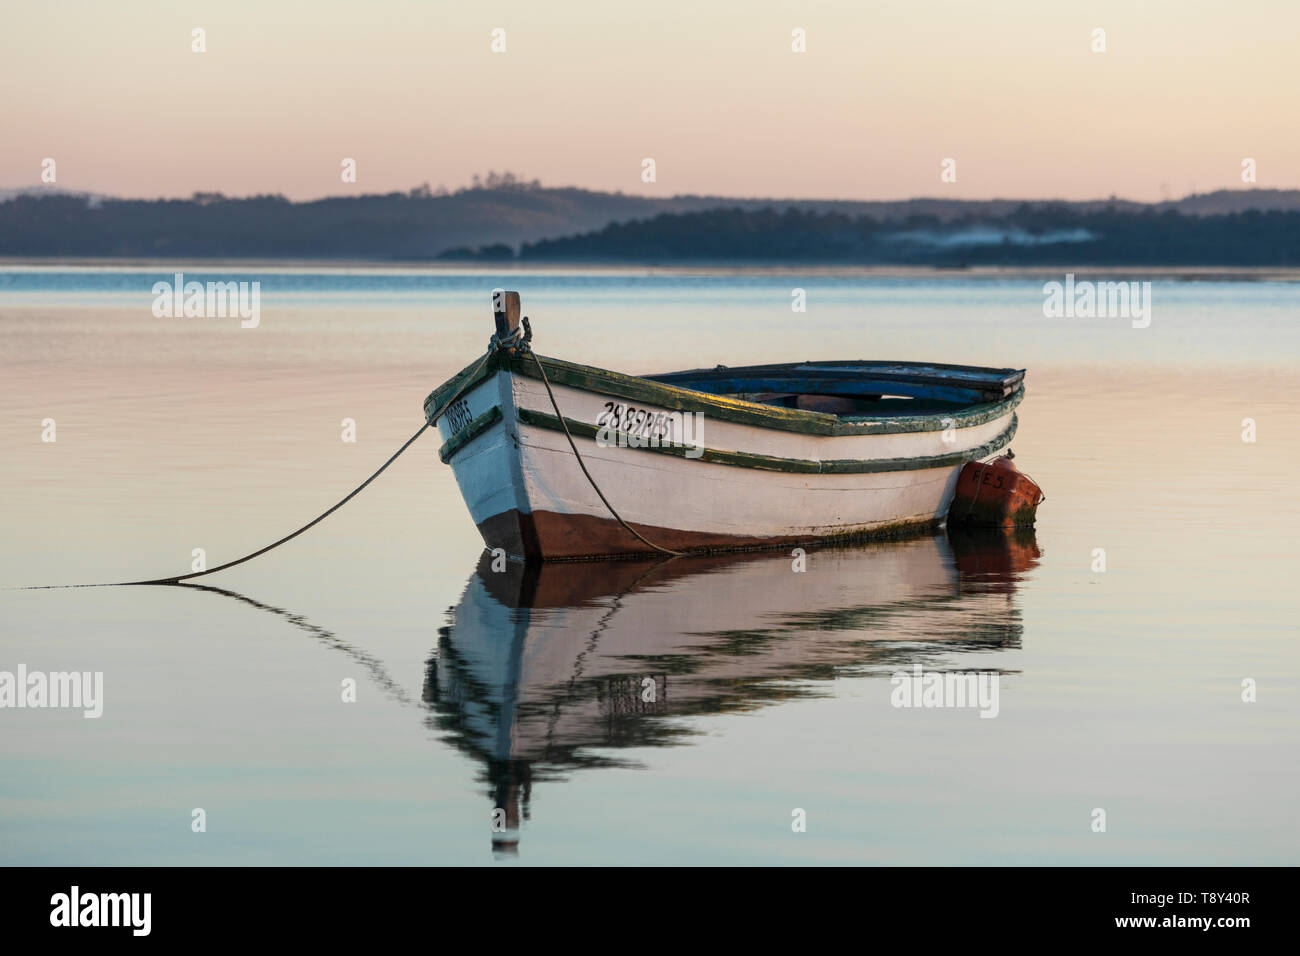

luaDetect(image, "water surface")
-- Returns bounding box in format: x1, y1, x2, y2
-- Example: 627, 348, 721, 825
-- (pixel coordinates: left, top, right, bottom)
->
1, 267, 1296, 864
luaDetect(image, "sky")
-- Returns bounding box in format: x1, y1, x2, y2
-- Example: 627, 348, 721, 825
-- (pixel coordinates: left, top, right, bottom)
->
2, 0, 1297, 202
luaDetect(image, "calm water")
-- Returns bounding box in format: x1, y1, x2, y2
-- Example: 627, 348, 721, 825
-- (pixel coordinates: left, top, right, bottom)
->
1, 267, 1297, 864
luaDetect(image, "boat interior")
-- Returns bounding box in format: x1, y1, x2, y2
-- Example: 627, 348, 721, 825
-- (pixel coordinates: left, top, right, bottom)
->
644, 361, 1025, 418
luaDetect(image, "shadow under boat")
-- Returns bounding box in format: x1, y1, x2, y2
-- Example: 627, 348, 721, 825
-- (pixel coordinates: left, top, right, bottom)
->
422, 526, 1040, 854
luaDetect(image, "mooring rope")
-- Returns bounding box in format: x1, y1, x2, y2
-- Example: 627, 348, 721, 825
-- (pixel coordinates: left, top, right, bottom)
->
518, 319, 684, 557
23, 347, 495, 590
21, 319, 687, 591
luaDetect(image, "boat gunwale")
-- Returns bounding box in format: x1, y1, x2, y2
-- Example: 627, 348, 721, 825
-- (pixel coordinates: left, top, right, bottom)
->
424, 351, 1025, 437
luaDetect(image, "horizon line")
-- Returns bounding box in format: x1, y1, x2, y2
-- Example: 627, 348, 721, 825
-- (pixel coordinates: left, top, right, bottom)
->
2, 183, 1285, 207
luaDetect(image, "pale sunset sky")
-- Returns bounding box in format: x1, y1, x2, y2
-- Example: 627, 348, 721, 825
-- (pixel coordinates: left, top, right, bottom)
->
2, 0, 1296, 201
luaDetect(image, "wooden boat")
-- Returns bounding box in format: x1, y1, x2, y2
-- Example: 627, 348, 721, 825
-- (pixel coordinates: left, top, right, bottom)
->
426, 291, 1026, 560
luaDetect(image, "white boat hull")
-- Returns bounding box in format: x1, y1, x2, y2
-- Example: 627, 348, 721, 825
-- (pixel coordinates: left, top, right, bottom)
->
432, 358, 1020, 560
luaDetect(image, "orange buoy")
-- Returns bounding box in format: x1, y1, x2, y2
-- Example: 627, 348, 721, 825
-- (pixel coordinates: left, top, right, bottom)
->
948, 451, 1044, 529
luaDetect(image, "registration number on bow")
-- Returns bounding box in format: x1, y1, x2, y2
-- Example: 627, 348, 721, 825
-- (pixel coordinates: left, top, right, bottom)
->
596, 402, 673, 441
445, 399, 474, 434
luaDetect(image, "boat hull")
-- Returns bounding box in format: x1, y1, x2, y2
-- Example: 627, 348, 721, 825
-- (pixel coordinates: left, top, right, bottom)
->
476, 497, 945, 561
430, 354, 1021, 560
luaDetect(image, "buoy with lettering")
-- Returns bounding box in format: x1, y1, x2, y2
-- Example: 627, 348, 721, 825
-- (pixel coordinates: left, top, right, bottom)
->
948, 450, 1044, 528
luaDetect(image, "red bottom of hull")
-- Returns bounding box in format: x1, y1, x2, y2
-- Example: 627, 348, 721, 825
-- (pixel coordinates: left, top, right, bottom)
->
476, 508, 942, 561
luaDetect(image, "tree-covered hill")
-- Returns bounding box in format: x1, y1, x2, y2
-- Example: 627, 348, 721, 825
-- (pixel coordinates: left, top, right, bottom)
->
2, 181, 1298, 264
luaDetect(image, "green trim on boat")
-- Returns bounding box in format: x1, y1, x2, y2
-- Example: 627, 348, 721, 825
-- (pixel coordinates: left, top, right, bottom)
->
438, 405, 503, 463
423, 352, 1024, 437
515, 407, 1018, 475
424, 353, 502, 422
512, 354, 841, 434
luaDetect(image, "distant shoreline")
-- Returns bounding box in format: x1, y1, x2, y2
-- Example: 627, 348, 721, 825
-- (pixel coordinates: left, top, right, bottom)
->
5, 188, 1299, 268
2, 259, 1298, 282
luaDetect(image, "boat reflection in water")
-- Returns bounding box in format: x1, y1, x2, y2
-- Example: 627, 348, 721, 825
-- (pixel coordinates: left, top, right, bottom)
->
423, 527, 1040, 855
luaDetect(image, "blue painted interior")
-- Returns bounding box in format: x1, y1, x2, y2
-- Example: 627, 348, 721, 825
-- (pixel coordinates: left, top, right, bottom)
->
668, 377, 987, 404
